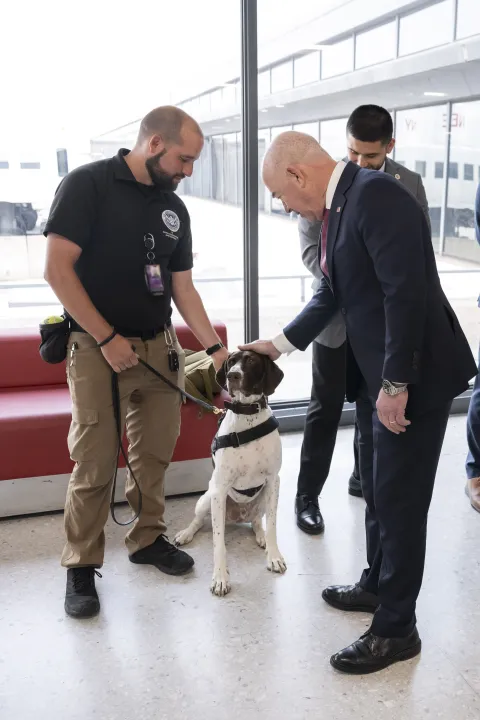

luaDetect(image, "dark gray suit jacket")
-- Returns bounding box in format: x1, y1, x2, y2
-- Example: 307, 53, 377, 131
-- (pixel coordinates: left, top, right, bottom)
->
286, 163, 476, 412
300, 157, 431, 346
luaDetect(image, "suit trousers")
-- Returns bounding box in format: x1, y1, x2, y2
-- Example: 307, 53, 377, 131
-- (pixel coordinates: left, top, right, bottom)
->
466, 343, 480, 479
356, 383, 451, 637
297, 341, 360, 497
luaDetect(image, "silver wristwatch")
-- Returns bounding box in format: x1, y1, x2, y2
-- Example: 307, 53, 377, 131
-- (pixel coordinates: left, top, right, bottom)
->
382, 379, 408, 396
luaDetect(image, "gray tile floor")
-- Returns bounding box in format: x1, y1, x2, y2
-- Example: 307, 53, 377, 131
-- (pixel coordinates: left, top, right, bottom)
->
1, 416, 479, 720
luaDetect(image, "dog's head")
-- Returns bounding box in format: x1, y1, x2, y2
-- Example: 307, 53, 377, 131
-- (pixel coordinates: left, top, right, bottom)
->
216, 350, 284, 400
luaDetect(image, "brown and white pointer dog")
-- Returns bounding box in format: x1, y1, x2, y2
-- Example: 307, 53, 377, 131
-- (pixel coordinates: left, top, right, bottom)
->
175, 350, 286, 596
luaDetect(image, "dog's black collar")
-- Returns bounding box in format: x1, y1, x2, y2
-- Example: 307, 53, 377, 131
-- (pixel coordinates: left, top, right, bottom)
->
211, 415, 279, 455
224, 397, 267, 415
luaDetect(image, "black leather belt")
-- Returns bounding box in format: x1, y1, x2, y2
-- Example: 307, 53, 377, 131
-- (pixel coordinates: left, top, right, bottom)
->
70, 321, 171, 341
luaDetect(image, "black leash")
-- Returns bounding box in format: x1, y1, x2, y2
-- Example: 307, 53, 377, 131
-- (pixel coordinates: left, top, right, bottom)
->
109, 355, 224, 526
110, 371, 143, 526
137, 357, 224, 415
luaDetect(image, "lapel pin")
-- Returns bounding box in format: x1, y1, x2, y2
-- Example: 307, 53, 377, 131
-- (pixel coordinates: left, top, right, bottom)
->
395, 173, 401, 180
336, 206, 341, 212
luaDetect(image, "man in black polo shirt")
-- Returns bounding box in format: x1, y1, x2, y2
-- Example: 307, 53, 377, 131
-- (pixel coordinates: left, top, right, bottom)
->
44, 106, 228, 619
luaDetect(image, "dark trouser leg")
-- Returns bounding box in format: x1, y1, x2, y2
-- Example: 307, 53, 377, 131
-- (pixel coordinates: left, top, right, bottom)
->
355, 389, 377, 593
364, 401, 451, 638
466, 344, 480, 479
297, 341, 346, 498
351, 421, 360, 481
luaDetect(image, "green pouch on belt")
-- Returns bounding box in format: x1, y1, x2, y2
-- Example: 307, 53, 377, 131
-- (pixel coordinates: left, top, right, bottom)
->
184, 350, 223, 409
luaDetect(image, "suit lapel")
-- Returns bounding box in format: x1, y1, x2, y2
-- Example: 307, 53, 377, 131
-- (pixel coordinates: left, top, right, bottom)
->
326, 162, 359, 287
385, 157, 404, 183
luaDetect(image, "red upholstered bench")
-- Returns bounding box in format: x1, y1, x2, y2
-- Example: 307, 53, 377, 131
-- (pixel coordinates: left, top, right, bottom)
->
0, 324, 228, 517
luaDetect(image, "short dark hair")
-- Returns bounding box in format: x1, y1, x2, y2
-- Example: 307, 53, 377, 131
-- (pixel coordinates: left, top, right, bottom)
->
346, 105, 393, 145
138, 106, 203, 145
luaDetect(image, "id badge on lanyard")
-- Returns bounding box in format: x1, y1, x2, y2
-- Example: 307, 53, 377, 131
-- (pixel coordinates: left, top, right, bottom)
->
143, 233, 164, 296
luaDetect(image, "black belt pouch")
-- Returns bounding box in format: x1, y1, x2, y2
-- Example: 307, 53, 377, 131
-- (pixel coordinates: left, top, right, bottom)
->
39, 314, 71, 364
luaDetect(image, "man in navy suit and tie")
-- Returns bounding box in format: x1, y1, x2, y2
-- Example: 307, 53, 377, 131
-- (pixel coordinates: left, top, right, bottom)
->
241, 131, 477, 674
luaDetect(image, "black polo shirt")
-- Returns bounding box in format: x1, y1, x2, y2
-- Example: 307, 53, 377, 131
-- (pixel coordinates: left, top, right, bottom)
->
44, 148, 193, 331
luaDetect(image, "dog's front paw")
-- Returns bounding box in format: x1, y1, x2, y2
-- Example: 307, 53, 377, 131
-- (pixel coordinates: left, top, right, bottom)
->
267, 553, 287, 574
210, 570, 231, 597
174, 528, 195, 546
255, 530, 266, 549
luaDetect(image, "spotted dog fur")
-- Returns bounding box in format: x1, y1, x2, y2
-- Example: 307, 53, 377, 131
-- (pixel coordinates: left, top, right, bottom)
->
174, 350, 286, 596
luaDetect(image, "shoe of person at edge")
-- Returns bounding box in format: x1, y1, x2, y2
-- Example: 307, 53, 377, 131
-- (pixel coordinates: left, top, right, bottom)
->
65, 567, 101, 618
465, 476, 480, 513
295, 494, 325, 534
330, 627, 422, 674
348, 472, 363, 498
129, 534, 194, 575
322, 583, 379, 613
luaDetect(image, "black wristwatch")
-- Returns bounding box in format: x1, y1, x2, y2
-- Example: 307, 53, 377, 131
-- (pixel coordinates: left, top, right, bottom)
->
205, 342, 224, 356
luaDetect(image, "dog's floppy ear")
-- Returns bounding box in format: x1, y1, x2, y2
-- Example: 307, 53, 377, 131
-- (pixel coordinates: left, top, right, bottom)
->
215, 357, 229, 390
261, 355, 284, 397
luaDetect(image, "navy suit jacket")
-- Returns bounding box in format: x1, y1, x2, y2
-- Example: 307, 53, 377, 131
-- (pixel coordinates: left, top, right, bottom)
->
284, 162, 477, 413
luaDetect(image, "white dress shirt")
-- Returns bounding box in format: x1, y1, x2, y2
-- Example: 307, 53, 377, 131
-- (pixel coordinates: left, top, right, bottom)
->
272, 161, 347, 355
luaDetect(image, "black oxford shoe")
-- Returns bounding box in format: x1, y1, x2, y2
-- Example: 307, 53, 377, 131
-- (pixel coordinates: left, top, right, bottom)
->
348, 472, 363, 498
295, 494, 324, 534
322, 583, 379, 613
330, 628, 422, 674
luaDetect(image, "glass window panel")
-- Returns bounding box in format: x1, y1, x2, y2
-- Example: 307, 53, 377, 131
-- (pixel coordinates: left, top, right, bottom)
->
293, 122, 319, 140
435, 162, 444, 179
258, 70, 271, 97
222, 83, 237, 107
210, 89, 223, 111
399, 1, 453, 56
198, 93, 211, 114
271, 61, 293, 94
456, 0, 480, 40
321, 37, 354, 79
355, 21, 396, 69
449, 162, 459, 179
258, 128, 271, 214
395, 105, 448, 250
415, 160, 427, 178
0, 0, 244, 346
320, 118, 348, 160
464, 163, 474, 181
444, 101, 480, 356
445, 100, 480, 266
257, 124, 313, 400
294, 52, 320, 87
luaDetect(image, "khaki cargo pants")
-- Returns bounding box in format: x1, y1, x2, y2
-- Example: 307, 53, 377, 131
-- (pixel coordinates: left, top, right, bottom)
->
62, 330, 185, 568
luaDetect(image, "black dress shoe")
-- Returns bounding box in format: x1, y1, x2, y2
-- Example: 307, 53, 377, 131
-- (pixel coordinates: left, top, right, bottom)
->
322, 583, 379, 613
348, 472, 363, 498
295, 494, 324, 534
330, 628, 422, 674
129, 535, 194, 575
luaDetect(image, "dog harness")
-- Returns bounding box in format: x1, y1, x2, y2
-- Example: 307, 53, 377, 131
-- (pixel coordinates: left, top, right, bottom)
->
211, 398, 279, 455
